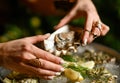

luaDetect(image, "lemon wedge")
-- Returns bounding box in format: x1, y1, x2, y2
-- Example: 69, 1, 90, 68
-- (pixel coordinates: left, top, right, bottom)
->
80, 61, 95, 69
64, 68, 84, 82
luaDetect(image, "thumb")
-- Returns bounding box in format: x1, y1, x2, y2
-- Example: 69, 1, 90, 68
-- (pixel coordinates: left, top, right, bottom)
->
24, 33, 50, 44
55, 11, 76, 30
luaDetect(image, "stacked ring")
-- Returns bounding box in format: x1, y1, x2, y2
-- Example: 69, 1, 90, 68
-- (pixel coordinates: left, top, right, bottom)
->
95, 21, 102, 33
84, 29, 98, 38
28, 58, 41, 68
91, 21, 102, 38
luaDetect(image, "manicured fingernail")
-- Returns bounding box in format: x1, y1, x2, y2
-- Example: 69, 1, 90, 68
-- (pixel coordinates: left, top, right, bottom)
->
84, 38, 87, 45
60, 68, 65, 72
55, 72, 61, 76
82, 39, 87, 46
48, 76, 55, 80
60, 60, 65, 64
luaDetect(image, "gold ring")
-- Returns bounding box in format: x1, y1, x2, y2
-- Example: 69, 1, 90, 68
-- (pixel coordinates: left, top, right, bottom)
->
94, 21, 102, 32
28, 58, 41, 68
84, 29, 91, 33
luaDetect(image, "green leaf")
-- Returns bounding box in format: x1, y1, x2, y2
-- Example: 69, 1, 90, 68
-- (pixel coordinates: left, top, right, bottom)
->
67, 65, 89, 78
61, 55, 76, 62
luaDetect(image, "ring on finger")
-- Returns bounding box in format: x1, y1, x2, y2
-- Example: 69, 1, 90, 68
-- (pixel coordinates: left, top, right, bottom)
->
28, 58, 41, 68
91, 32, 98, 39
94, 21, 102, 33
84, 29, 91, 33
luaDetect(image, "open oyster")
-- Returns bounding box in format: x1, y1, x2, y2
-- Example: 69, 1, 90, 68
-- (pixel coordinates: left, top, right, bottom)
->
43, 25, 83, 56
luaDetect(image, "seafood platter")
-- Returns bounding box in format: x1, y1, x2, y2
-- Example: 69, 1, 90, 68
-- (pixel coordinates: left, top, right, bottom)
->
0, 25, 120, 83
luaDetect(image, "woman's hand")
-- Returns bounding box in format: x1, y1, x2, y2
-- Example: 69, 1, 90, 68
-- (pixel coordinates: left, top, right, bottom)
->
0, 34, 64, 80
55, 0, 109, 45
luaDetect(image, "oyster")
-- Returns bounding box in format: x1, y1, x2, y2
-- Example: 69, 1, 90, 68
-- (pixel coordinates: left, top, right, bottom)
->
43, 25, 83, 56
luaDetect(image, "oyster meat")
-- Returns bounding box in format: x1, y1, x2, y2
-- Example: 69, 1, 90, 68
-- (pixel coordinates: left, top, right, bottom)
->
43, 25, 83, 56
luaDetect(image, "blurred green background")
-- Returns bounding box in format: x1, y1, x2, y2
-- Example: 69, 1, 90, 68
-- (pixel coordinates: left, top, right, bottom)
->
0, 0, 120, 52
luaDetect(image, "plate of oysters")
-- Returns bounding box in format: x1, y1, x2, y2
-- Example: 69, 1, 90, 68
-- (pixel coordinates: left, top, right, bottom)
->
0, 25, 120, 83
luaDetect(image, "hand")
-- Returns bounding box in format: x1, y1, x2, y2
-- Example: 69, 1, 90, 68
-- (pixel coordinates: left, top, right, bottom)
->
0, 33, 64, 80
55, 0, 109, 45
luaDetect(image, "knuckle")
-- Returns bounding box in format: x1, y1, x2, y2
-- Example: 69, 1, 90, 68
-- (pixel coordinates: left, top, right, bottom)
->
42, 52, 49, 60
21, 43, 30, 51
21, 53, 26, 59
35, 68, 42, 74
40, 60, 46, 68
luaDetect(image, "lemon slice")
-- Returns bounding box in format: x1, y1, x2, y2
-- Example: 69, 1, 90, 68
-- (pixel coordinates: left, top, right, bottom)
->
64, 68, 84, 81
80, 61, 95, 69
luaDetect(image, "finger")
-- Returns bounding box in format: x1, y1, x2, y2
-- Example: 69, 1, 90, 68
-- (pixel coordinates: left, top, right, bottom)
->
28, 45, 64, 64
89, 26, 101, 39
24, 75, 55, 80
19, 43, 64, 65
24, 33, 50, 44
55, 9, 77, 30
101, 23, 110, 36
35, 48, 63, 64
26, 58, 63, 72
87, 33, 94, 44
87, 27, 100, 43
5, 57, 56, 77
92, 27, 101, 36
19, 62, 57, 76
39, 59, 64, 72
82, 14, 93, 46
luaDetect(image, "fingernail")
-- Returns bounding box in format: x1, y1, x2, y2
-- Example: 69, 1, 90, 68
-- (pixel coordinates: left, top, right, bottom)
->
48, 76, 55, 80
82, 39, 87, 46
84, 38, 87, 45
60, 68, 65, 72
60, 60, 65, 64
55, 72, 61, 76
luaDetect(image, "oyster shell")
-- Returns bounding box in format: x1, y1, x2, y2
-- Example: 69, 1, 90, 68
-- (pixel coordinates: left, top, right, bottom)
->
43, 25, 83, 56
